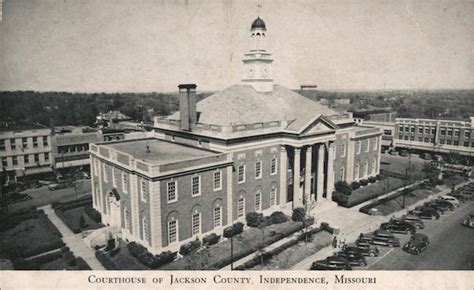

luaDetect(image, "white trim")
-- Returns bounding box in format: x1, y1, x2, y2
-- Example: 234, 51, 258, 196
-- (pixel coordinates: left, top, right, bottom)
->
238, 164, 246, 184
102, 163, 108, 182
112, 167, 117, 188
270, 186, 277, 207
140, 178, 148, 203
122, 172, 128, 194
191, 212, 201, 236
341, 143, 346, 157
255, 161, 263, 179
167, 218, 178, 245
213, 206, 222, 228
213, 170, 222, 191
270, 157, 278, 175
255, 191, 262, 212
237, 196, 245, 218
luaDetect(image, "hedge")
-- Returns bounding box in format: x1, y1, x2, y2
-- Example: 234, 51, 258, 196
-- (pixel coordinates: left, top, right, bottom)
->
246, 212, 264, 227
270, 211, 288, 224
223, 222, 244, 238
52, 195, 92, 209
360, 179, 369, 186
368, 176, 377, 183
75, 257, 92, 270
126, 241, 177, 269
84, 206, 102, 223
95, 251, 118, 270
358, 185, 423, 215
203, 233, 220, 246
179, 239, 202, 256
351, 181, 361, 190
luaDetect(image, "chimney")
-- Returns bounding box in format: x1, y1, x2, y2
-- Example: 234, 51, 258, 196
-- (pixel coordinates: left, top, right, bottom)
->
178, 84, 197, 131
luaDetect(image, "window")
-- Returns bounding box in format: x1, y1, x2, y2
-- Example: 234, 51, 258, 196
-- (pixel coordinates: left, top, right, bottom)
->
341, 144, 346, 157
191, 175, 200, 196
454, 129, 460, 137
102, 163, 108, 182
398, 134, 403, 139
213, 206, 222, 228
410, 126, 415, 133
0, 140, 5, 151
430, 138, 435, 143
384, 129, 392, 136
464, 142, 469, 147
424, 138, 429, 142
255, 161, 262, 179
364, 160, 369, 177
142, 216, 150, 242
440, 140, 445, 144
340, 167, 345, 181
2, 158, 7, 167
213, 171, 222, 191
431, 128, 435, 135
465, 131, 471, 138
34, 154, 39, 163
424, 128, 430, 134
12, 156, 18, 166
418, 136, 423, 142
356, 141, 361, 154
192, 212, 201, 236
10, 139, 16, 150
270, 187, 277, 206
404, 126, 409, 132
454, 140, 459, 146
447, 129, 453, 136
363, 139, 369, 152
141, 178, 148, 202
354, 164, 359, 180
44, 153, 49, 162
398, 126, 403, 132
237, 196, 245, 218
122, 172, 128, 193
255, 191, 262, 212
440, 129, 446, 135
410, 136, 415, 141
33, 137, 38, 148
404, 136, 409, 140
43, 136, 48, 146
70, 146, 76, 153
372, 158, 377, 175
24, 155, 29, 164
112, 167, 117, 187
124, 208, 131, 231
447, 140, 452, 145
167, 180, 177, 202
270, 158, 277, 175
168, 219, 178, 244
22, 137, 28, 148
238, 165, 246, 183
418, 127, 423, 134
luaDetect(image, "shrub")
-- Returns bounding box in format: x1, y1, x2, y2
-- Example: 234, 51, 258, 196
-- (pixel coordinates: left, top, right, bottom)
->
179, 238, 201, 256
95, 251, 117, 270
262, 216, 273, 227
368, 176, 377, 183
84, 206, 102, 223
246, 212, 264, 227
137, 252, 155, 266
127, 242, 147, 258
375, 174, 381, 180
360, 179, 369, 186
335, 181, 352, 195
332, 191, 349, 206
304, 216, 315, 226
223, 222, 244, 238
75, 257, 92, 270
291, 207, 306, 223
202, 233, 220, 246
351, 181, 361, 190
270, 211, 288, 224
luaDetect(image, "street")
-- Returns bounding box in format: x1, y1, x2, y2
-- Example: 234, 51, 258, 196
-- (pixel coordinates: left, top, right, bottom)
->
366, 200, 474, 270
7, 179, 92, 213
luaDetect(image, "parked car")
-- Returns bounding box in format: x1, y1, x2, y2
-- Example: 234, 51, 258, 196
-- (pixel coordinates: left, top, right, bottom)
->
311, 256, 352, 270
48, 182, 72, 191
335, 250, 367, 267
380, 219, 417, 234
448, 192, 467, 203
400, 214, 425, 230
416, 204, 444, 215
462, 213, 474, 228
409, 207, 440, 220
438, 195, 460, 207
358, 230, 401, 247
421, 153, 432, 160
403, 233, 429, 255
425, 200, 455, 212
344, 244, 379, 257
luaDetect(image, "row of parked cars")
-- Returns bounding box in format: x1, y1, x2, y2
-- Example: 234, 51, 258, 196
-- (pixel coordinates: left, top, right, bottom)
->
311, 186, 472, 270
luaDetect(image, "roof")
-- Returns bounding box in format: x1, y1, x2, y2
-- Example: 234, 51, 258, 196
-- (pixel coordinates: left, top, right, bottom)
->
251, 17, 266, 30
352, 110, 394, 118
167, 84, 337, 132
0, 122, 49, 133
105, 138, 217, 165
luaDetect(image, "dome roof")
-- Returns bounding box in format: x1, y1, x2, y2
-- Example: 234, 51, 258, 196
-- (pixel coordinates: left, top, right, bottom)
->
251, 17, 266, 30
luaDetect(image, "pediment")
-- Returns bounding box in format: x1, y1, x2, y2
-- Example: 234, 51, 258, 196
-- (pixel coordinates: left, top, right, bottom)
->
300, 116, 337, 136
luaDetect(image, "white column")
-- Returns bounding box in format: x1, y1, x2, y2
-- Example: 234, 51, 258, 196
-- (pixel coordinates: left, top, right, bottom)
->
376, 136, 382, 175
90, 156, 98, 210
326, 142, 336, 201
226, 165, 233, 225
279, 146, 288, 205
149, 181, 162, 253
293, 148, 302, 208
97, 158, 104, 213
304, 146, 312, 206
129, 174, 140, 237
316, 144, 325, 202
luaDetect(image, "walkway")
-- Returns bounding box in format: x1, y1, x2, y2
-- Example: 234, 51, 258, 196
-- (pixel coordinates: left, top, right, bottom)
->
40, 205, 105, 270
291, 180, 471, 270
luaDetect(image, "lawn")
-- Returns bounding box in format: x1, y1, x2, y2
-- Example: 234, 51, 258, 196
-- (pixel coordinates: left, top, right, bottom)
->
372, 187, 441, 216
251, 230, 332, 270
57, 206, 104, 233
159, 221, 303, 270
0, 212, 64, 259
380, 154, 428, 177
97, 241, 148, 270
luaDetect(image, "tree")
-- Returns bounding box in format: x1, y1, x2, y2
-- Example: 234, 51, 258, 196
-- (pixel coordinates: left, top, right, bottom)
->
292, 207, 312, 243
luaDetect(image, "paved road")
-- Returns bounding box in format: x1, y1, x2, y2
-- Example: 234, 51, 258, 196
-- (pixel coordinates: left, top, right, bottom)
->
7, 179, 92, 213
366, 200, 474, 270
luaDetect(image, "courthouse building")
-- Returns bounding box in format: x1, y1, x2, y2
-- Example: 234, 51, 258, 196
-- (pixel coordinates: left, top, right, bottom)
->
89, 17, 382, 254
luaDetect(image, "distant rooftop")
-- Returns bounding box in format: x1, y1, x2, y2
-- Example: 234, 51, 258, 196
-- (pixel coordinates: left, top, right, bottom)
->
352, 109, 394, 118
104, 138, 218, 165
0, 122, 49, 133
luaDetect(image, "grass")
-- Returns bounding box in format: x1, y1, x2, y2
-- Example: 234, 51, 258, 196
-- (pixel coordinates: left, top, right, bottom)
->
348, 177, 405, 206
0, 213, 63, 258
252, 230, 332, 270
57, 206, 103, 233
373, 187, 441, 216
97, 241, 148, 270
159, 221, 303, 270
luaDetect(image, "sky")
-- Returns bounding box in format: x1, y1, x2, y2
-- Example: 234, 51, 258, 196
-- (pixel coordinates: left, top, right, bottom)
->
0, 0, 473, 92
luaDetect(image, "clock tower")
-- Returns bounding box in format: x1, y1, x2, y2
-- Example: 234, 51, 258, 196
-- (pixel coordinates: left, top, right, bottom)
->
241, 17, 274, 93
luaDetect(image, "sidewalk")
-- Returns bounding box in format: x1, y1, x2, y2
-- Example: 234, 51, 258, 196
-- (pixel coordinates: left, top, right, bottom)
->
40, 205, 105, 270
291, 180, 471, 270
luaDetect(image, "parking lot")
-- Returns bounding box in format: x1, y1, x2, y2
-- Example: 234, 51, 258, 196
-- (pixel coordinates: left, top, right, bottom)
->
366, 200, 474, 270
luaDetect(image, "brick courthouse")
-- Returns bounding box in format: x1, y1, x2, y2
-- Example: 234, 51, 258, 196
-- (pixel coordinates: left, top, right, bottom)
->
89, 17, 382, 254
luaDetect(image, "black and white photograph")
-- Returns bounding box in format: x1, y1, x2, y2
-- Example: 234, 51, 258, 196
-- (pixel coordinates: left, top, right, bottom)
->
0, 0, 473, 288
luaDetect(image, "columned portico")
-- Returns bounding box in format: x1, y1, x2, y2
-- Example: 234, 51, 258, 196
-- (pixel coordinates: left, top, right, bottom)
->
293, 147, 302, 207
304, 146, 312, 206
316, 144, 325, 202
326, 142, 335, 201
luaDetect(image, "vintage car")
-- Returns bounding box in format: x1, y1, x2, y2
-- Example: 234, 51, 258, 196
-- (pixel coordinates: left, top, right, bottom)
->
403, 233, 429, 254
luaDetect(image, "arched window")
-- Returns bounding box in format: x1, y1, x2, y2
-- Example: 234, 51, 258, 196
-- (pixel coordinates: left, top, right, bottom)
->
124, 206, 131, 231
270, 186, 277, 207
237, 196, 245, 218
255, 191, 262, 212
141, 214, 149, 243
